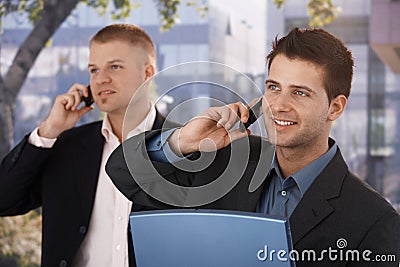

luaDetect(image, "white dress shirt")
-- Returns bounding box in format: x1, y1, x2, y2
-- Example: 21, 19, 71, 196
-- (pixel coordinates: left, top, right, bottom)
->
29, 106, 156, 267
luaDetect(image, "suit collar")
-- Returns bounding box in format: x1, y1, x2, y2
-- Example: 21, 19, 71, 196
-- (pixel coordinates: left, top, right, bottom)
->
152, 109, 181, 130
289, 147, 348, 245
120, 110, 170, 152
153, 109, 165, 130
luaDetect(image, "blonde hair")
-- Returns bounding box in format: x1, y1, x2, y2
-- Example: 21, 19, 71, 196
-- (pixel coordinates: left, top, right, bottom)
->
90, 23, 156, 66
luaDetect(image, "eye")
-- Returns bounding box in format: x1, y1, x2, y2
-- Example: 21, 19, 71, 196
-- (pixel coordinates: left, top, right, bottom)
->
111, 65, 121, 70
268, 84, 279, 91
295, 90, 307, 97
89, 68, 99, 74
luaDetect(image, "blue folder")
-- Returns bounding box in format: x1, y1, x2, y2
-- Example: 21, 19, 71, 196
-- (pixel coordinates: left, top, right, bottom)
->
130, 209, 295, 267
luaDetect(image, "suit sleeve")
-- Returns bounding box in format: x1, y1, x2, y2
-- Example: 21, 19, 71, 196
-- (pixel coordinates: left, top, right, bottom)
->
106, 130, 194, 210
0, 135, 51, 215
106, 131, 268, 212
349, 209, 400, 267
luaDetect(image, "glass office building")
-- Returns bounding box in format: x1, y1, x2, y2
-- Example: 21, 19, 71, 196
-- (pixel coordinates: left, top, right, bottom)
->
1, 0, 267, 140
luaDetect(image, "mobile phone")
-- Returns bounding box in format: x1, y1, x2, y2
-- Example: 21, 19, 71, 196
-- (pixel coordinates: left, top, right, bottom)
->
239, 97, 263, 132
82, 85, 94, 107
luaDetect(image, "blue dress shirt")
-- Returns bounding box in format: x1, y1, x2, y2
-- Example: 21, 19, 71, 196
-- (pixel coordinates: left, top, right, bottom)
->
256, 142, 337, 218
147, 128, 184, 162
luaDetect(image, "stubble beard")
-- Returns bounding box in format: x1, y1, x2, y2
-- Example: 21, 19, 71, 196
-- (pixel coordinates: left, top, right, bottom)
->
265, 115, 328, 151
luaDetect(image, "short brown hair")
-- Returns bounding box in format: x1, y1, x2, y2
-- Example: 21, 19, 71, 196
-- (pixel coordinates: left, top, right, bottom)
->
90, 23, 156, 65
266, 28, 354, 102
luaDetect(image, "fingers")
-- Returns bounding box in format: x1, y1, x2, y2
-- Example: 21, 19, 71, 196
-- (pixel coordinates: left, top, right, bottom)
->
80, 85, 91, 98
215, 106, 235, 129
199, 101, 251, 131
53, 83, 94, 115
66, 83, 90, 110
59, 94, 75, 110
200, 128, 250, 152
78, 105, 94, 117
228, 128, 251, 143
216, 102, 250, 130
248, 97, 260, 107
237, 101, 251, 123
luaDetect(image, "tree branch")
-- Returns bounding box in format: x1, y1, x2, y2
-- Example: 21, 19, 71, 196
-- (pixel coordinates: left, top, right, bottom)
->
3, 0, 80, 104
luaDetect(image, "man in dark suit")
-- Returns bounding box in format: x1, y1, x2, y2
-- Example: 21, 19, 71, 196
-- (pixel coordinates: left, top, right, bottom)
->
106, 28, 400, 266
0, 24, 174, 267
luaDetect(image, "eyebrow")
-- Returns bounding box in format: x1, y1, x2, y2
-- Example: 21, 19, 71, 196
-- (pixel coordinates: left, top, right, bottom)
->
265, 79, 316, 95
88, 59, 125, 68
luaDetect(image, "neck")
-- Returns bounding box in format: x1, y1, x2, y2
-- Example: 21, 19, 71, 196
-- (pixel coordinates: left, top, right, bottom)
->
107, 114, 124, 143
276, 139, 329, 178
108, 102, 152, 143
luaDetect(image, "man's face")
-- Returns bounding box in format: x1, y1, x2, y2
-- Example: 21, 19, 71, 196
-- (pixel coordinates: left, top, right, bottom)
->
88, 40, 151, 117
263, 54, 332, 149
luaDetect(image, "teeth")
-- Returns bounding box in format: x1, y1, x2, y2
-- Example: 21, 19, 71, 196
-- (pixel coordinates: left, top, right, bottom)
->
275, 120, 295, 126
99, 90, 113, 95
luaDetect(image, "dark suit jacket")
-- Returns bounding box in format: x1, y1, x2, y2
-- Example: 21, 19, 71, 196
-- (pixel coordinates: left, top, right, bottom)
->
0, 110, 173, 267
106, 131, 400, 267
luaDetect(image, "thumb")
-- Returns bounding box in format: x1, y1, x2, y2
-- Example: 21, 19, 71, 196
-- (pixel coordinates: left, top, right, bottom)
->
78, 106, 94, 118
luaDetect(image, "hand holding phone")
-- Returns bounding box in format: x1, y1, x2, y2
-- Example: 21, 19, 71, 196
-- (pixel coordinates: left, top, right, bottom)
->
239, 97, 263, 132
82, 85, 94, 107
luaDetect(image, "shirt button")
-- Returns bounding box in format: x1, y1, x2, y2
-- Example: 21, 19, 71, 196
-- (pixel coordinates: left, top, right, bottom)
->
79, 226, 87, 234
59, 260, 67, 267
116, 244, 121, 251
281, 190, 287, 196
118, 216, 123, 221
156, 140, 161, 146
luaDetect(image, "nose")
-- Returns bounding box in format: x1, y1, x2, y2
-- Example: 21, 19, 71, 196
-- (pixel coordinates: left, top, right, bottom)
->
94, 70, 111, 85
267, 92, 292, 113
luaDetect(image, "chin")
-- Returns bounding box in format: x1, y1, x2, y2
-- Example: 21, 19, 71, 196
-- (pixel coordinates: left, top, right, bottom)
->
269, 135, 295, 148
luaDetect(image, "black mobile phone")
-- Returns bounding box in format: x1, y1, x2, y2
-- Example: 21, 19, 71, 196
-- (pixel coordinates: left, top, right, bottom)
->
82, 85, 94, 107
239, 97, 263, 132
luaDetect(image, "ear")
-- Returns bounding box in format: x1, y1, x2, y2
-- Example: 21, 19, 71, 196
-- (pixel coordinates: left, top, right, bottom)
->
328, 95, 347, 121
144, 63, 155, 81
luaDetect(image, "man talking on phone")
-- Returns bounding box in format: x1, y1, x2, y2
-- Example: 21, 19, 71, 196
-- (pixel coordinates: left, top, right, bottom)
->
0, 24, 177, 267
106, 28, 400, 266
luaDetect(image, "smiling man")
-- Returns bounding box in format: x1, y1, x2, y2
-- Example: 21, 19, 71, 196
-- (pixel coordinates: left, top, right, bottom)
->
106, 28, 400, 266
0, 24, 175, 267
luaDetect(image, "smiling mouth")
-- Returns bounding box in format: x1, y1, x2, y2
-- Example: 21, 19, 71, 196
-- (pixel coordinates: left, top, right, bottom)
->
274, 119, 297, 126
98, 90, 115, 96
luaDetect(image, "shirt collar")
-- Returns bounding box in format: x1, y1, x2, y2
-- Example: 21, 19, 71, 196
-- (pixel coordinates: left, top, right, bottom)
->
293, 141, 337, 195
101, 114, 116, 143
101, 105, 157, 143
269, 154, 281, 177
268, 139, 338, 195
126, 105, 156, 139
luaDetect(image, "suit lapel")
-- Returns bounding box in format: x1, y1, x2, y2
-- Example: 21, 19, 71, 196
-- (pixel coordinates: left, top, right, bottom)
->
74, 111, 171, 220
152, 109, 181, 130
289, 189, 334, 245
289, 149, 348, 245
152, 110, 165, 129
75, 122, 104, 224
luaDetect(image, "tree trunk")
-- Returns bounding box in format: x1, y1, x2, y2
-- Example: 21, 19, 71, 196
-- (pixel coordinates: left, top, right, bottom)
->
0, 0, 81, 160
0, 96, 13, 161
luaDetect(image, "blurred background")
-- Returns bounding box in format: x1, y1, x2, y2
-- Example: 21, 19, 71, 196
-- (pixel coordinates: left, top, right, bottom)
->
0, 0, 399, 266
